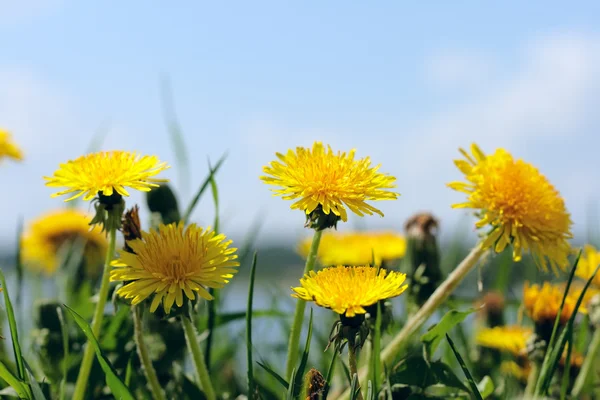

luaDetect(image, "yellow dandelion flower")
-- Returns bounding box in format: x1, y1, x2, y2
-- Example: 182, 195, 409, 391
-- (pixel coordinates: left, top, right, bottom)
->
44, 150, 169, 201
448, 143, 572, 272
476, 325, 532, 357
575, 244, 600, 287
523, 282, 591, 326
21, 209, 107, 275
0, 129, 23, 161
110, 222, 239, 314
297, 231, 406, 267
261, 142, 398, 223
291, 266, 408, 317
501, 361, 531, 382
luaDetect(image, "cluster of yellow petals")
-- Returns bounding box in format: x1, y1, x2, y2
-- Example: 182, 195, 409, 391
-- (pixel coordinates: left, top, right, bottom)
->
522, 282, 593, 326
261, 142, 398, 222
291, 266, 408, 317
476, 325, 531, 357
21, 209, 107, 275
297, 230, 406, 267
575, 244, 600, 288
0, 129, 23, 162
448, 144, 572, 273
45, 150, 169, 201
110, 223, 239, 314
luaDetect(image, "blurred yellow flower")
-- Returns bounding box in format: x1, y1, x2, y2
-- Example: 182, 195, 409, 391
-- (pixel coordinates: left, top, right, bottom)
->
261, 142, 398, 223
476, 325, 531, 357
291, 266, 408, 317
448, 143, 572, 273
297, 231, 406, 267
523, 282, 590, 326
501, 361, 531, 382
575, 244, 600, 287
45, 150, 169, 201
0, 129, 23, 162
110, 223, 239, 314
21, 209, 107, 275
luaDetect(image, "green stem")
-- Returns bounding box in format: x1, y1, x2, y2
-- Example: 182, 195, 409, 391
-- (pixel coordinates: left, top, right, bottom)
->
284, 229, 323, 380
182, 316, 216, 400
572, 327, 600, 396
72, 228, 117, 400
524, 361, 540, 397
133, 306, 166, 400
348, 343, 363, 400
338, 245, 486, 400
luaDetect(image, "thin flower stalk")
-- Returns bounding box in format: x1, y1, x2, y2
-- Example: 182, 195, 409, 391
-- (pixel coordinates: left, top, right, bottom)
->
133, 306, 165, 400
285, 228, 323, 380
72, 228, 117, 400
182, 316, 216, 400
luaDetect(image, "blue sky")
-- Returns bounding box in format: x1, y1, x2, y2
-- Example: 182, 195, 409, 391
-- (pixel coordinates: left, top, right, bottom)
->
2, 1, 600, 247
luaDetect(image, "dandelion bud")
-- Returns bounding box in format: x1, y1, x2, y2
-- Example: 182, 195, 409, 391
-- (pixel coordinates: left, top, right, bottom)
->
305, 368, 326, 400
146, 183, 181, 225
122, 205, 142, 253
404, 213, 442, 309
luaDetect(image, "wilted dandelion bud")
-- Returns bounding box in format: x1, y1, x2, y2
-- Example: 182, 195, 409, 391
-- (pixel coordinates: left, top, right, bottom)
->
403, 213, 442, 308
122, 205, 142, 253
146, 183, 181, 225
305, 368, 326, 399
477, 291, 506, 328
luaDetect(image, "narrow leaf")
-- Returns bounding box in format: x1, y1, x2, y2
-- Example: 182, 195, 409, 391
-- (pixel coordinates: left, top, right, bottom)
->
246, 253, 258, 397
291, 309, 313, 398
322, 350, 338, 399
64, 305, 135, 400
0, 270, 26, 381
421, 307, 480, 359
369, 302, 382, 392
160, 75, 191, 195
349, 374, 360, 400
57, 306, 69, 400
446, 334, 483, 400
0, 360, 28, 398
477, 376, 495, 399
182, 153, 227, 224
257, 361, 289, 389
23, 360, 46, 400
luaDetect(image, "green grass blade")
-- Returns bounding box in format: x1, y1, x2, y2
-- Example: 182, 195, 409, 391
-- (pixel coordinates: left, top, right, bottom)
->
291, 309, 313, 398
64, 305, 135, 400
560, 332, 573, 400
56, 306, 68, 400
0, 360, 29, 398
286, 368, 298, 400
536, 256, 600, 395
14, 218, 23, 335
446, 334, 483, 400
256, 360, 289, 389
182, 153, 227, 224
23, 360, 46, 400
246, 253, 258, 397
160, 75, 191, 195
349, 374, 360, 400
0, 270, 26, 382
204, 160, 221, 370
369, 302, 382, 392
321, 350, 337, 399
548, 250, 581, 353
124, 352, 134, 388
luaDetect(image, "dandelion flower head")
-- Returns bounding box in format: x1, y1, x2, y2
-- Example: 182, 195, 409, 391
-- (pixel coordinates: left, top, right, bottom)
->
45, 150, 169, 201
297, 230, 406, 267
21, 209, 107, 275
448, 143, 572, 273
110, 222, 239, 314
575, 244, 600, 288
261, 142, 398, 223
291, 265, 408, 317
523, 282, 592, 326
476, 325, 531, 357
0, 129, 23, 161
